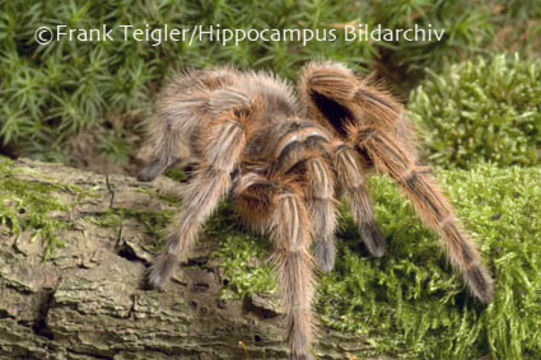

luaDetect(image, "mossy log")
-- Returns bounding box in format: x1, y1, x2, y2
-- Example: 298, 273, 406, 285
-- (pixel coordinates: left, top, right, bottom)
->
0, 158, 391, 360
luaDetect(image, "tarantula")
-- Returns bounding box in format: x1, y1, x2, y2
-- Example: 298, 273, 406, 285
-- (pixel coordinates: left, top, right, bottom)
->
137, 62, 493, 360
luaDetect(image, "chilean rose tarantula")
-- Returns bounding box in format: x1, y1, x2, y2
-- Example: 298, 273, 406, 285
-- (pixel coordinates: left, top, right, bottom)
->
137, 62, 493, 360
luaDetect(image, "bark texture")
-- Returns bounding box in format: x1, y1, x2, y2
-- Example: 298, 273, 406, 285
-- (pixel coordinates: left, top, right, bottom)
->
0, 159, 391, 360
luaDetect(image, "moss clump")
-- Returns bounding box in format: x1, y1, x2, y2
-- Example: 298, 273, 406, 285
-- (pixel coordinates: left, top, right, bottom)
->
408, 54, 541, 168
210, 164, 541, 359
0, 158, 74, 259
211, 233, 275, 301
204, 202, 275, 300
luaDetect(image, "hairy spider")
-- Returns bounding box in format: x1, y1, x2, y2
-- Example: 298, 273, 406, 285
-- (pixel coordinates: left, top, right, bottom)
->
137, 62, 493, 360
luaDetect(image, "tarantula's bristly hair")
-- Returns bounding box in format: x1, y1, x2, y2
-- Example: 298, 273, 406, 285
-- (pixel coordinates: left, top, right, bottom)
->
304, 156, 337, 272
243, 70, 302, 116
269, 185, 316, 360
235, 174, 317, 360
331, 143, 385, 257
297, 61, 357, 137
350, 126, 494, 302
137, 67, 239, 182
147, 110, 247, 288
297, 61, 416, 154
299, 61, 493, 302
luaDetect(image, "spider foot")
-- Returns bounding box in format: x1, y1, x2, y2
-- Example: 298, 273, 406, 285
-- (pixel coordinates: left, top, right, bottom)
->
464, 264, 494, 303
147, 252, 177, 290
313, 236, 336, 272
359, 221, 385, 258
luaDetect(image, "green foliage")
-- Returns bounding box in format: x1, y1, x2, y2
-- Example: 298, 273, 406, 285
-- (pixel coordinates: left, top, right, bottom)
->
2, 1, 539, 164
210, 164, 541, 359
409, 54, 541, 168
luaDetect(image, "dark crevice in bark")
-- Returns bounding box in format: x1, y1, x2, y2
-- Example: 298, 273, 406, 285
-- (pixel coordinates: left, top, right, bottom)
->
243, 296, 279, 319
33, 288, 57, 340
116, 241, 140, 262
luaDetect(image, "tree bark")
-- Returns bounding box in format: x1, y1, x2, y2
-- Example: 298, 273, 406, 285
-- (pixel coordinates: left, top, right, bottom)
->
0, 158, 392, 360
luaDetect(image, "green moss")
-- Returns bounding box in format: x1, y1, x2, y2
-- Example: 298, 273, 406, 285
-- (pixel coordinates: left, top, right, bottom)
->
211, 233, 276, 301
209, 164, 541, 359
0, 158, 68, 259
205, 201, 275, 300
164, 168, 188, 182
408, 54, 541, 168
0, 158, 105, 259
89, 207, 174, 251
134, 188, 182, 206
88, 209, 123, 229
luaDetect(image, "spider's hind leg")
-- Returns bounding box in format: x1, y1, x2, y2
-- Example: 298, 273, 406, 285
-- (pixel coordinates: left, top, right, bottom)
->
298, 61, 493, 302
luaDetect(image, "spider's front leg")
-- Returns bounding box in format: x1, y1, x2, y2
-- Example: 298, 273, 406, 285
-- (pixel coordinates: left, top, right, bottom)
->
354, 127, 494, 302
304, 157, 337, 272
299, 61, 493, 302
234, 175, 316, 360
331, 142, 385, 257
148, 110, 246, 288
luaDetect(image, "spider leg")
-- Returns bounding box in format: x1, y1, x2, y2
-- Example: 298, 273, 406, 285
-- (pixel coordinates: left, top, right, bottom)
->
136, 129, 188, 182
298, 61, 417, 154
138, 67, 238, 182
304, 157, 337, 272
332, 143, 385, 257
148, 111, 246, 288
234, 176, 316, 360
299, 61, 493, 302
353, 127, 493, 303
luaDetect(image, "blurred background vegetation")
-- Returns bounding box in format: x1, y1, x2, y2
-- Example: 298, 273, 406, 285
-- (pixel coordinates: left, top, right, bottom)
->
409, 54, 541, 168
1, 0, 540, 171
